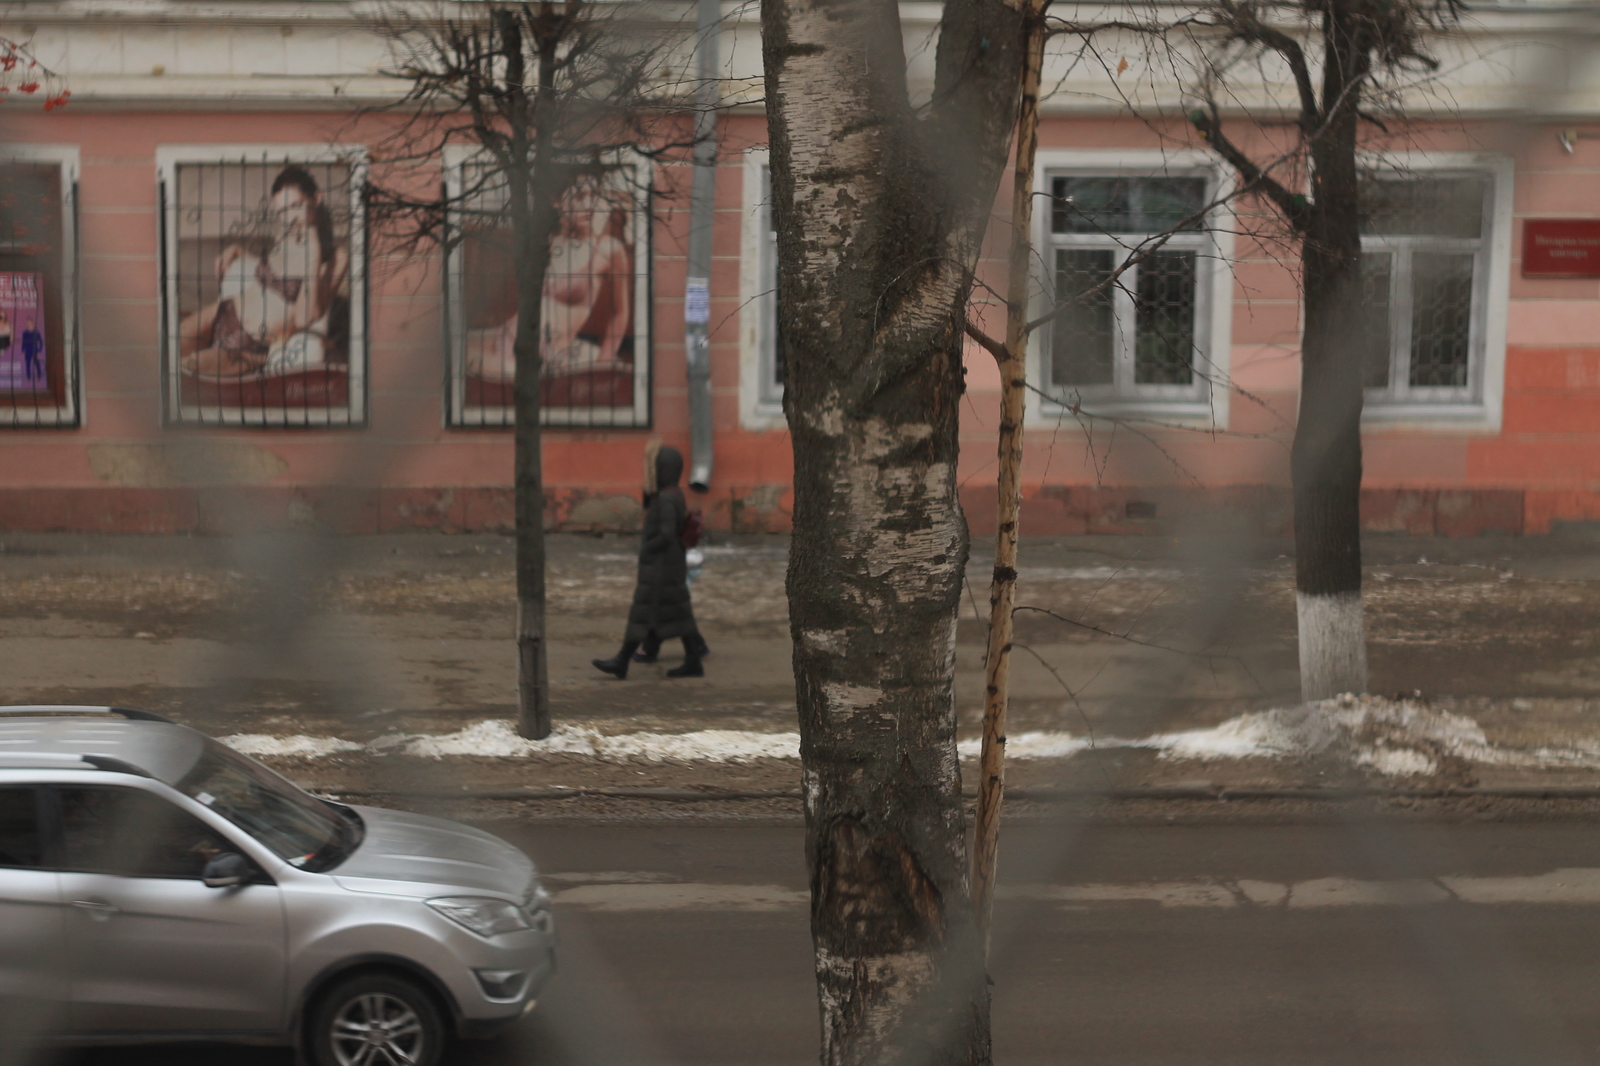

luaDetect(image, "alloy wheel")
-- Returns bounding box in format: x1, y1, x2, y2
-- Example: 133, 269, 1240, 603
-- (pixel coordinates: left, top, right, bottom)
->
329, 991, 427, 1066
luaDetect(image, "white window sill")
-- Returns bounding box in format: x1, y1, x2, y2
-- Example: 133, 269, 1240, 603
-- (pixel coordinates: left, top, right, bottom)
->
740, 401, 787, 432
1361, 401, 1499, 433
1036, 396, 1223, 431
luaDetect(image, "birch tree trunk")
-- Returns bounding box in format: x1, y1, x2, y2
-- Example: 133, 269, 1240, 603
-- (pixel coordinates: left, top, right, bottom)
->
761, 0, 1025, 1060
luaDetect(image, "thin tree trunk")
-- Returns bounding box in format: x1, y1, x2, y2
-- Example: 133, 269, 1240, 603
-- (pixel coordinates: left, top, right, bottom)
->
513, 231, 552, 740
511, 11, 560, 741
970, 5, 1044, 954
1294, 6, 1369, 702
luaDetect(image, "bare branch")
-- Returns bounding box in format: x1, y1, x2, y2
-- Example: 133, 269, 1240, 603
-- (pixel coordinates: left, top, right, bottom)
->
964, 320, 1008, 364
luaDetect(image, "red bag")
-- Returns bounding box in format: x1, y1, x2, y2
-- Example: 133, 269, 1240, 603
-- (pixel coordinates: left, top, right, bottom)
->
680, 510, 704, 549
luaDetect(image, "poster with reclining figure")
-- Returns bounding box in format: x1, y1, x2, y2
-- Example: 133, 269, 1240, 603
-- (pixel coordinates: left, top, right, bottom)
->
446, 153, 651, 428
161, 152, 366, 426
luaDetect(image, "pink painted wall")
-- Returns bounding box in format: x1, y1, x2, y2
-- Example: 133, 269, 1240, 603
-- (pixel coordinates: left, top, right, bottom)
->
1, 111, 1598, 536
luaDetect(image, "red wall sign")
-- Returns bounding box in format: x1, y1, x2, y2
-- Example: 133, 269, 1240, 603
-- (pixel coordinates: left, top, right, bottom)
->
1524, 219, 1600, 278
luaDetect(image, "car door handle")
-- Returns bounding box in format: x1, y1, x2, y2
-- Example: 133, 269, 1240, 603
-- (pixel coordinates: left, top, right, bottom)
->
70, 899, 119, 919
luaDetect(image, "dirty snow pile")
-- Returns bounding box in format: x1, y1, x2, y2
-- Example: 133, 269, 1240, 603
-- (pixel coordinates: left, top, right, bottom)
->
220, 695, 1595, 777
225, 720, 804, 765
1143, 694, 1498, 777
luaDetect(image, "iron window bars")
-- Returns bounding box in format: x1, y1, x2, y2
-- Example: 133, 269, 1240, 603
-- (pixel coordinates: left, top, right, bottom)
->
158, 147, 368, 427
0, 149, 80, 429
1358, 173, 1491, 405
443, 150, 652, 429
1044, 173, 1216, 407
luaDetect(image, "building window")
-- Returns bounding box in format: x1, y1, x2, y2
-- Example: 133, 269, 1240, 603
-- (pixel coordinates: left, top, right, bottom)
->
1044, 174, 1215, 407
757, 163, 782, 407
1359, 174, 1490, 405
444, 150, 652, 429
0, 149, 79, 428
158, 148, 367, 426
739, 150, 783, 428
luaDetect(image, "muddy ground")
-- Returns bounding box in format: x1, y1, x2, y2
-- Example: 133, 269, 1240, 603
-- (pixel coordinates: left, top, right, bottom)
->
6, 529, 1600, 803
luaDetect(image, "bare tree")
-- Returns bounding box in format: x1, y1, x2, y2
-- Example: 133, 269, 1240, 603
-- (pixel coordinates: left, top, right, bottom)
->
759, 0, 1029, 1060
1175, 0, 1463, 698
365, 0, 689, 738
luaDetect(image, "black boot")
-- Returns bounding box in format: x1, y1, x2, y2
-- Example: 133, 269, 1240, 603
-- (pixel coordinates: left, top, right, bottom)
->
594, 641, 640, 679
666, 635, 704, 678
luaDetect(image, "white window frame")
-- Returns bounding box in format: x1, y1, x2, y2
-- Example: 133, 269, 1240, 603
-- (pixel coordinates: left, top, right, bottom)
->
442, 144, 654, 429
739, 147, 784, 430
0, 144, 81, 429
156, 143, 369, 427
1031, 149, 1235, 430
1359, 152, 1513, 432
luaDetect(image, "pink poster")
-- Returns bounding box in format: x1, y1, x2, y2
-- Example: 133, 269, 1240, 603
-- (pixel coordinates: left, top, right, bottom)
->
0, 272, 46, 392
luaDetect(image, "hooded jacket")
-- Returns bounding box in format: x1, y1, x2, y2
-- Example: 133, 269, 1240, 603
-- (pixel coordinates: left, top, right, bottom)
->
625, 445, 698, 641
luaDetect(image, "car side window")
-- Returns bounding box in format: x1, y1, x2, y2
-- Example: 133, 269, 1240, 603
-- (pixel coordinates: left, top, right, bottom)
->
55, 787, 233, 880
0, 787, 43, 868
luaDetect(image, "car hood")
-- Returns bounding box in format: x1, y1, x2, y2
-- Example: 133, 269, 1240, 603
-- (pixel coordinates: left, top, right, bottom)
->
331, 805, 537, 899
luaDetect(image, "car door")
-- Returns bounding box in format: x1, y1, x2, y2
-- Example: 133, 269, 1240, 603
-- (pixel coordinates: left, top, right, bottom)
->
0, 784, 68, 1039
52, 784, 289, 1036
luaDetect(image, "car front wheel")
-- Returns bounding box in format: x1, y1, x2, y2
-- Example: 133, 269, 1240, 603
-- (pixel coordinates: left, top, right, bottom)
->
307, 972, 447, 1066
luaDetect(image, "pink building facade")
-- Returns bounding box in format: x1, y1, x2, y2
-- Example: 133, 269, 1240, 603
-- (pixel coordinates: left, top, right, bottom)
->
2, 4, 1599, 536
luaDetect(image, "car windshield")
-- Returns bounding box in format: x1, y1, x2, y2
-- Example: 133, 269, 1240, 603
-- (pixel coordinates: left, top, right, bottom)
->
177, 742, 361, 872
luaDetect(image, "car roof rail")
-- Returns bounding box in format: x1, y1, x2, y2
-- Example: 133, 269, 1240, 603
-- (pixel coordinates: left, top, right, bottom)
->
0, 752, 152, 776
0, 705, 174, 724
82, 754, 153, 777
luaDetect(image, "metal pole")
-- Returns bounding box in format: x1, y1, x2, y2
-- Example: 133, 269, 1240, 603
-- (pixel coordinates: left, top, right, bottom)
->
683, 0, 720, 492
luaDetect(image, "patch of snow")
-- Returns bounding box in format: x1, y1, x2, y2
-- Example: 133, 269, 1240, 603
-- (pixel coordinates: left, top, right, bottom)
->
398, 719, 801, 763
1356, 747, 1438, 777
218, 695, 1600, 777
221, 734, 364, 758
957, 731, 1096, 759
993, 565, 1186, 582
1145, 712, 1308, 760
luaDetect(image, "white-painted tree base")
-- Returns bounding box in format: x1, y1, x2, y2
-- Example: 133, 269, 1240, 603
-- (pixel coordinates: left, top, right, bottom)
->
1297, 590, 1368, 701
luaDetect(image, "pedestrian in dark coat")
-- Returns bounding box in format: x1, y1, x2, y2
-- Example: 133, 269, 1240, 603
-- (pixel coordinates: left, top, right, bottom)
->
593, 444, 706, 679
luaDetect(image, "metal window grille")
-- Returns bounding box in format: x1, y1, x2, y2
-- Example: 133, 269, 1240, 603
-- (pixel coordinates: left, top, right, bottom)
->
445, 157, 652, 429
1359, 174, 1488, 403
1045, 174, 1212, 405
0, 160, 79, 428
161, 153, 367, 427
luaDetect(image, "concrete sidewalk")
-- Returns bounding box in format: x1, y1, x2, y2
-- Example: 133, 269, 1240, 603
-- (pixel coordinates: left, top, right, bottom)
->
6, 529, 1600, 798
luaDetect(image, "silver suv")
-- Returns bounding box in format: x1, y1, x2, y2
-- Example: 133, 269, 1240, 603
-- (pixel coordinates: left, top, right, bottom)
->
0, 706, 555, 1066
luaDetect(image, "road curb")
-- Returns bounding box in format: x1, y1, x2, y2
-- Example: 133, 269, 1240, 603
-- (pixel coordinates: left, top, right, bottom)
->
313, 784, 1600, 803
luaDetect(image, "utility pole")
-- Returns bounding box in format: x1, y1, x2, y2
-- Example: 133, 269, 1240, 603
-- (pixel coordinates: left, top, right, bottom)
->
683, 0, 719, 491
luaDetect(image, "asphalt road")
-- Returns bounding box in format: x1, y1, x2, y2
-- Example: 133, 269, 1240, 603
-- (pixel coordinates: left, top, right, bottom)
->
42, 817, 1600, 1066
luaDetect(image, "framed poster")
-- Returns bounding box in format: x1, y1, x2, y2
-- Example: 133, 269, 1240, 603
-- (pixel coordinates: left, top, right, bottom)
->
444, 149, 652, 428
158, 146, 367, 426
0, 147, 78, 428
0, 273, 47, 390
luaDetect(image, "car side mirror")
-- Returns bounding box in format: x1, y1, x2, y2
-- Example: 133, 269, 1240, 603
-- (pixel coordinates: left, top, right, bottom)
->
202, 852, 250, 888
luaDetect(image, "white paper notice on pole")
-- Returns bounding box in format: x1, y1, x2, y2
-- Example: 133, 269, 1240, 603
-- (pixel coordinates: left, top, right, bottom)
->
684, 279, 711, 324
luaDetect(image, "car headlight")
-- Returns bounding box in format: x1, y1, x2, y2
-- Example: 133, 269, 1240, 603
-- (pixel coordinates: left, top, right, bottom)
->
427, 896, 532, 938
